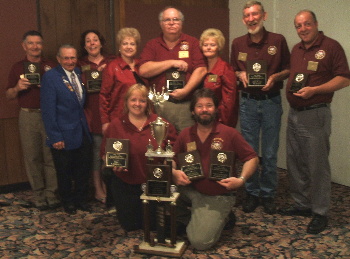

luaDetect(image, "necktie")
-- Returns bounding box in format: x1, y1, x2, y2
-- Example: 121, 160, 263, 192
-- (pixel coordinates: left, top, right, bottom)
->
70, 73, 82, 103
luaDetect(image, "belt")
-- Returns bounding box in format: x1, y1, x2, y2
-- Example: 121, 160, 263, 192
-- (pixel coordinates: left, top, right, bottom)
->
21, 107, 41, 112
241, 91, 280, 100
293, 103, 328, 112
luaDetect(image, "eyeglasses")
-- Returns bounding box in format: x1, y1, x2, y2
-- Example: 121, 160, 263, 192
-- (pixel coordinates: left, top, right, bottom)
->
162, 18, 182, 24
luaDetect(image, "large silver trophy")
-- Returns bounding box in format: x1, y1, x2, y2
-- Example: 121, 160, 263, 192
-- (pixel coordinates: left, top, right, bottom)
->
134, 115, 187, 257
146, 117, 174, 156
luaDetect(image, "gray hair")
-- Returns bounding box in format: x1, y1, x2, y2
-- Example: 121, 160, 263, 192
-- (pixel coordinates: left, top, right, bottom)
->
295, 9, 318, 23
57, 44, 76, 57
243, 1, 265, 13
158, 6, 184, 22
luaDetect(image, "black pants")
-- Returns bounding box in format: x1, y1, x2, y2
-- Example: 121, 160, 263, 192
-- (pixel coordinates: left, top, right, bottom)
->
102, 170, 156, 231
51, 136, 92, 207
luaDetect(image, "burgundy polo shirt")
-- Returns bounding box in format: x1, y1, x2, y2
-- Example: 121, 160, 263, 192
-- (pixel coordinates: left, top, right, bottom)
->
230, 28, 290, 94
7, 57, 56, 108
78, 55, 116, 134
286, 32, 350, 108
140, 33, 206, 95
173, 122, 257, 196
203, 57, 238, 127
100, 113, 177, 185
99, 56, 142, 125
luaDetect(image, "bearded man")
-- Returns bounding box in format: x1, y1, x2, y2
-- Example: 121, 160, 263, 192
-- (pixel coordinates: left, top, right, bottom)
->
230, 1, 290, 214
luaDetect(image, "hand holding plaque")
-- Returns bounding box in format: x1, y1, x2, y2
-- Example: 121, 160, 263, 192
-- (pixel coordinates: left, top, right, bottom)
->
178, 150, 204, 181
105, 139, 129, 168
24, 62, 40, 85
166, 68, 186, 92
247, 60, 267, 88
209, 150, 235, 181
289, 73, 309, 93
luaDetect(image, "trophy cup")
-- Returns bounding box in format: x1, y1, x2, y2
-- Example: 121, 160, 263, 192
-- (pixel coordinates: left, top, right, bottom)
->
134, 116, 187, 257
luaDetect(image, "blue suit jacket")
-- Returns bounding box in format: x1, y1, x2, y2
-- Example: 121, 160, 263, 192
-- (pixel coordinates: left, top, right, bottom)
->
41, 65, 91, 150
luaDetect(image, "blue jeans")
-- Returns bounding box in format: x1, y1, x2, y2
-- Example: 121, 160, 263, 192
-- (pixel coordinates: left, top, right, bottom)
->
240, 94, 282, 198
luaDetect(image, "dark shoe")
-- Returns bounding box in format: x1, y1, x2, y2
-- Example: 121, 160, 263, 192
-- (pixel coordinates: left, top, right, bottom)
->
278, 206, 312, 217
76, 203, 92, 212
224, 211, 236, 230
261, 197, 276, 214
64, 204, 77, 215
18, 200, 35, 208
307, 214, 328, 234
242, 194, 259, 213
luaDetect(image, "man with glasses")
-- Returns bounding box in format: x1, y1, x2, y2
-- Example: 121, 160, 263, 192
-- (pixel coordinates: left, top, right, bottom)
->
230, 1, 290, 214
41, 45, 92, 215
6, 30, 59, 210
279, 10, 350, 234
172, 88, 258, 250
140, 6, 206, 132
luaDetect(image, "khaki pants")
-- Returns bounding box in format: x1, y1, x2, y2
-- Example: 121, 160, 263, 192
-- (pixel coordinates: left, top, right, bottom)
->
19, 109, 58, 206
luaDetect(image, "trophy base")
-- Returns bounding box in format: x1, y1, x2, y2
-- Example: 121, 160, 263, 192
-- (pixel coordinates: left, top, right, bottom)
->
134, 239, 187, 258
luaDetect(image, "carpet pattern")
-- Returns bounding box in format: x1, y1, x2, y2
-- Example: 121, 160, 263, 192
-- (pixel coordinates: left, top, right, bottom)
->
1, 170, 349, 258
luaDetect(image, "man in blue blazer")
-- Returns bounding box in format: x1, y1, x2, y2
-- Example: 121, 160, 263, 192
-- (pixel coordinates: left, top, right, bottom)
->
41, 44, 92, 214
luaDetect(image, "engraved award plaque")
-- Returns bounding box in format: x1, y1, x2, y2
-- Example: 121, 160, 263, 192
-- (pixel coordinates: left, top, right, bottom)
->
166, 68, 186, 92
209, 150, 235, 181
247, 60, 267, 87
178, 150, 204, 180
85, 69, 102, 92
24, 62, 40, 84
289, 73, 309, 93
105, 139, 129, 168
146, 165, 171, 197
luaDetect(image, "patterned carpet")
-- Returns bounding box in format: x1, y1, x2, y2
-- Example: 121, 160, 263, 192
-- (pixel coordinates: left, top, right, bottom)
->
1, 170, 349, 258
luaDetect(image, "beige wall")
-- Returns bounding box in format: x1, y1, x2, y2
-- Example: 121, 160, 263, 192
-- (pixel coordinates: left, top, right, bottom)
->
229, 0, 350, 187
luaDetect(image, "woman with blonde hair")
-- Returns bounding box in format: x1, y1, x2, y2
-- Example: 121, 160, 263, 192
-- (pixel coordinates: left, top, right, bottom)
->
100, 27, 146, 134
100, 84, 177, 231
200, 28, 238, 127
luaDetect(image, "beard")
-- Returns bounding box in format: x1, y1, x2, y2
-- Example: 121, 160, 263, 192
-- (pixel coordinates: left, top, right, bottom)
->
247, 19, 264, 35
193, 111, 217, 125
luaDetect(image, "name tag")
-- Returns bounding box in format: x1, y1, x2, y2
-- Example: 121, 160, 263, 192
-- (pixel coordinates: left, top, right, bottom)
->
208, 75, 218, 82
307, 61, 318, 71
238, 52, 247, 61
179, 51, 189, 58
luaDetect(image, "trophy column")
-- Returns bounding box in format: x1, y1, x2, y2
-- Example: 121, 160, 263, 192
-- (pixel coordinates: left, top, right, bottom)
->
134, 117, 187, 258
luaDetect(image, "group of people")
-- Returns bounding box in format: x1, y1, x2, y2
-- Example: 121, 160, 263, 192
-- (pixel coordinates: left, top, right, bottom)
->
5, 0, 350, 251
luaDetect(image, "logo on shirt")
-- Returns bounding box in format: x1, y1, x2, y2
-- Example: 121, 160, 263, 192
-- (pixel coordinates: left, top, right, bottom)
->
315, 50, 326, 60
268, 46, 277, 55
180, 41, 189, 50
211, 138, 223, 150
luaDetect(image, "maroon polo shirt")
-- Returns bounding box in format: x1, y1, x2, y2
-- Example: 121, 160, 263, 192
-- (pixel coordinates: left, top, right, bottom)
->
203, 57, 238, 127
78, 55, 116, 134
99, 56, 143, 125
100, 113, 177, 185
230, 28, 290, 94
7, 57, 56, 108
173, 122, 257, 196
140, 33, 206, 96
286, 32, 350, 108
